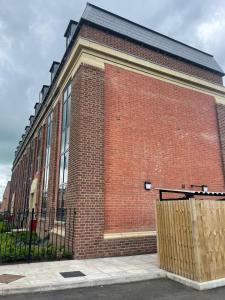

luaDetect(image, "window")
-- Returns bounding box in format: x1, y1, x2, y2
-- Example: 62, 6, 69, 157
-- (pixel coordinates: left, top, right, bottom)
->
66, 23, 76, 47
57, 83, 71, 217
41, 112, 53, 212
66, 33, 71, 47
66, 27, 73, 47
24, 139, 34, 211
36, 128, 42, 173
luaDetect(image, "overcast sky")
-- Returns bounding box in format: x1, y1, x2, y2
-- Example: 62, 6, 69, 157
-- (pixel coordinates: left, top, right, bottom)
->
0, 0, 225, 199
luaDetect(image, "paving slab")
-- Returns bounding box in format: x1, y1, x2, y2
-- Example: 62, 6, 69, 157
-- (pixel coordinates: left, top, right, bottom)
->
0, 254, 166, 296
2, 254, 224, 295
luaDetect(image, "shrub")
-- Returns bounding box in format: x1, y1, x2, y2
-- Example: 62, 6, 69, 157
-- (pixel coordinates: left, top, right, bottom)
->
0, 214, 4, 222
0, 222, 7, 233
0, 231, 72, 263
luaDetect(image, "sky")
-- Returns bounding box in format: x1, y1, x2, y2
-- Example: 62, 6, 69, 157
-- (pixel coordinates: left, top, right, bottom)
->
0, 0, 225, 199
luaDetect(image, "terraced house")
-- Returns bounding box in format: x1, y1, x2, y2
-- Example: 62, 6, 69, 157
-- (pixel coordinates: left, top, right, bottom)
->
9, 3, 225, 259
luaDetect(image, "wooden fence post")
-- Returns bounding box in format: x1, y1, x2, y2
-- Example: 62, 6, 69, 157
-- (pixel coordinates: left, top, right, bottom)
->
190, 199, 202, 281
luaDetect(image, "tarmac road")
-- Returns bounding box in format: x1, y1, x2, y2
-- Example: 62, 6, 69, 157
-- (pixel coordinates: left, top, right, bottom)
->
1, 278, 225, 300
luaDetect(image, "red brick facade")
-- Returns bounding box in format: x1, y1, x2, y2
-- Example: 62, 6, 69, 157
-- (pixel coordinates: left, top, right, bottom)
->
1, 182, 11, 211
104, 64, 225, 234
9, 21, 225, 259
63, 62, 224, 258
66, 64, 156, 258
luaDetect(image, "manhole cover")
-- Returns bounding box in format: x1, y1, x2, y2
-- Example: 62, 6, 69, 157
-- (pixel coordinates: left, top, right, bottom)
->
0, 274, 25, 284
60, 271, 86, 278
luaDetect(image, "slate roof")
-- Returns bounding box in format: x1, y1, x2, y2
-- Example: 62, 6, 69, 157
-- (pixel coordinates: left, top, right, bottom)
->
81, 3, 224, 75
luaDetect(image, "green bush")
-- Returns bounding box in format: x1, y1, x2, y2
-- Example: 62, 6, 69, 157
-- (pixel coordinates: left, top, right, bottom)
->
0, 231, 73, 263
0, 222, 7, 233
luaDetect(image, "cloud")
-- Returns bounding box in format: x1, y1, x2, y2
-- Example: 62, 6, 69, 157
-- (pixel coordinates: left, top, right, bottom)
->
0, 0, 224, 199
197, 9, 225, 44
0, 19, 14, 70
196, 7, 225, 68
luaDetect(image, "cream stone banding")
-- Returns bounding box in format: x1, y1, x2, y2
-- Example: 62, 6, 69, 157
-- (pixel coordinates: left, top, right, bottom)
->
215, 96, 225, 105
76, 39, 225, 100
104, 231, 157, 240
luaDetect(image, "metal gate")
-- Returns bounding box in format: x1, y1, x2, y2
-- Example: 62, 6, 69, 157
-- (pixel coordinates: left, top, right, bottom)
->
0, 208, 75, 264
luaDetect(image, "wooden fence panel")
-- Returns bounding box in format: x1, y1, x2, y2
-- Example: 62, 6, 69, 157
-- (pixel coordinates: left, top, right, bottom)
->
195, 200, 225, 281
156, 200, 195, 280
156, 199, 225, 282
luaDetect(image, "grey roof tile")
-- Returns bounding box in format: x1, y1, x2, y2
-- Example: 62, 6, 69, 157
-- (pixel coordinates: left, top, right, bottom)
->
82, 4, 224, 74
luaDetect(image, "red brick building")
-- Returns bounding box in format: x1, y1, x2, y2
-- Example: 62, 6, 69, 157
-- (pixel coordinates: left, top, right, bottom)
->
9, 4, 225, 258
1, 182, 11, 212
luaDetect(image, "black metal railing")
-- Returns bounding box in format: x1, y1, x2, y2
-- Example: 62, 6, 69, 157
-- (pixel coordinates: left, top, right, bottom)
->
0, 208, 75, 264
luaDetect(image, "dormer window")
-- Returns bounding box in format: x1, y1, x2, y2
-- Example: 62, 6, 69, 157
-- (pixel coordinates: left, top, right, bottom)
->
49, 61, 60, 82
34, 102, 40, 115
64, 20, 78, 48
25, 126, 30, 134
29, 115, 34, 125
39, 85, 49, 102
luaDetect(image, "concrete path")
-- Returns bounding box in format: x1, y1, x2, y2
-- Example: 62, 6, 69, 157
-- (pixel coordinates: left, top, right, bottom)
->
0, 254, 165, 296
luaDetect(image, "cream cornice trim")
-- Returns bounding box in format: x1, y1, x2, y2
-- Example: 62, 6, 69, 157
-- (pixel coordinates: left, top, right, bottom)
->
104, 231, 157, 240
77, 38, 225, 99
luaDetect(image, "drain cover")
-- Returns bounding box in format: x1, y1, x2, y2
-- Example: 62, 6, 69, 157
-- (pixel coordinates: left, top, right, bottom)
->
60, 271, 86, 278
0, 274, 24, 284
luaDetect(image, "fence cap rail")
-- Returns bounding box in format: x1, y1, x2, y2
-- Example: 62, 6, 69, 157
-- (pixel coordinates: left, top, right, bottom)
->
155, 187, 225, 201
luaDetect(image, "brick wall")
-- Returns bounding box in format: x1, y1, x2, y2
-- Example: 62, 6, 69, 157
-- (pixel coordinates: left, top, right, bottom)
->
79, 24, 223, 85
63, 61, 225, 258
10, 128, 46, 212
65, 64, 156, 259
14, 157, 25, 211
1, 182, 11, 211
216, 103, 225, 177
104, 64, 225, 234
9, 98, 62, 213
65, 64, 106, 257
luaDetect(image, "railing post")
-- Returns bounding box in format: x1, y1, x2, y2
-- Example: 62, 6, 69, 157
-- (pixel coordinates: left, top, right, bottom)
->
28, 208, 35, 263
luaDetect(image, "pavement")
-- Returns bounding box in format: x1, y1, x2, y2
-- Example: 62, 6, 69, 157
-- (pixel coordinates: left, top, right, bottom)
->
0, 254, 165, 296
2, 278, 225, 300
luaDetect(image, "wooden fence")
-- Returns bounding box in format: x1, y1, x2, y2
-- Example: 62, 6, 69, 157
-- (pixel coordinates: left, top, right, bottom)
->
156, 199, 225, 282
